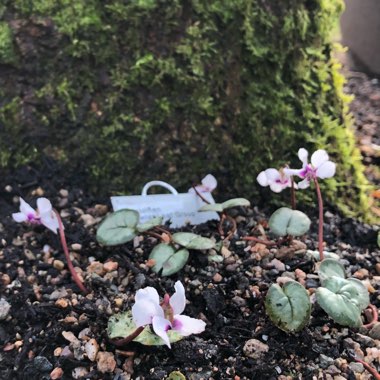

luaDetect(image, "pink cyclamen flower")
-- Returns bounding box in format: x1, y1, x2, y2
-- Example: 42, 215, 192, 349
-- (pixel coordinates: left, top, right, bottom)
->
189, 174, 217, 193
284, 148, 336, 189
257, 168, 293, 193
132, 281, 206, 348
12, 197, 59, 233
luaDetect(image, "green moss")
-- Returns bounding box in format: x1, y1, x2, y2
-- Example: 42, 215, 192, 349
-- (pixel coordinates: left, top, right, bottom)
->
0, 22, 17, 64
0, 0, 372, 219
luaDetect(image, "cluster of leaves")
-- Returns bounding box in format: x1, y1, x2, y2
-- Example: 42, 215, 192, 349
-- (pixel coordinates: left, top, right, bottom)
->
265, 258, 369, 332
96, 209, 215, 276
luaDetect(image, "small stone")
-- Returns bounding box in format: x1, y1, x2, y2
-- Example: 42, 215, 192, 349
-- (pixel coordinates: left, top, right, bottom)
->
325, 365, 341, 375
97, 351, 116, 373
319, 354, 334, 369
375, 263, 380, 275
50, 367, 64, 379
94, 204, 108, 216
53, 260, 65, 270
24, 249, 36, 260
59, 189, 69, 198
87, 261, 105, 276
232, 296, 246, 307
49, 289, 68, 300
354, 333, 375, 347
62, 331, 79, 344
276, 277, 294, 285
213, 273, 223, 283
353, 268, 369, 280
348, 362, 364, 374
85, 339, 99, 362
80, 214, 96, 227
1, 274, 11, 286
55, 299, 69, 308
104, 261, 118, 272
269, 258, 285, 272
32, 187, 44, 196
54, 347, 63, 356
114, 298, 123, 308
33, 356, 53, 372
0, 298, 11, 320
71, 243, 82, 251
369, 322, 380, 340
243, 339, 269, 359
72, 367, 89, 379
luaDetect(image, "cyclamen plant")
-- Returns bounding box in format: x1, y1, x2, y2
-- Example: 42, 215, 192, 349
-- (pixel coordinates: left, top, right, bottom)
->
12, 197, 88, 294
257, 148, 336, 261
108, 281, 206, 348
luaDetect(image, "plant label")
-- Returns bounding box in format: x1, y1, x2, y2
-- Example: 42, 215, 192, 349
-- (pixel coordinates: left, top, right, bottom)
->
111, 181, 219, 228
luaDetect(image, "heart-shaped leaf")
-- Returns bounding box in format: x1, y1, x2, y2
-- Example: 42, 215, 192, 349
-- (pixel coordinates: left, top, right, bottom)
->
96, 209, 139, 245
269, 207, 311, 237
107, 311, 182, 345
318, 258, 346, 285
149, 243, 189, 276
199, 203, 224, 213
172, 232, 215, 250
167, 371, 186, 380
265, 281, 311, 332
315, 276, 368, 327
222, 198, 251, 209
136, 216, 163, 232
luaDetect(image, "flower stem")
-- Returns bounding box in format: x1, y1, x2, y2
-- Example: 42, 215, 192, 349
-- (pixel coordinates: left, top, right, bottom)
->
192, 186, 211, 204
363, 304, 379, 329
313, 178, 324, 261
354, 358, 380, 380
290, 177, 296, 210
54, 210, 89, 294
110, 326, 145, 346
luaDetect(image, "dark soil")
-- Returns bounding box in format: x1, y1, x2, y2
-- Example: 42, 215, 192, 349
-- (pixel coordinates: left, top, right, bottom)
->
0, 71, 379, 380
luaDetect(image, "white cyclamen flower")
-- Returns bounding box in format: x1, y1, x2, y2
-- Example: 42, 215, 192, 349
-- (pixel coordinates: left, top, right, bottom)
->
284, 148, 336, 189
189, 174, 217, 193
257, 168, 293, 193
132, 281, 206, 348
12, 197, 59, 233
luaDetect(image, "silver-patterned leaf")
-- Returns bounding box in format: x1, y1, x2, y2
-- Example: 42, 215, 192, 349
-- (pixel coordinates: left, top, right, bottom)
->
172, 232, 215, 250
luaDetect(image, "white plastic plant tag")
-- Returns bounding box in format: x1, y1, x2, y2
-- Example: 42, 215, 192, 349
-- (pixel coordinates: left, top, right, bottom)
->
111, 180, 219, 228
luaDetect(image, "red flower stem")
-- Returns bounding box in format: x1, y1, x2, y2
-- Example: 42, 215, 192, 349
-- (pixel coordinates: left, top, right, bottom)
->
363, 304, 379, 329
192, 186, 211, 205
110, 326, 145, 347
290, 177, 296, 210
218, 213, 225, 236
313, 178, 324, 261
354, 358, 380, 380
54, 210, 89, 294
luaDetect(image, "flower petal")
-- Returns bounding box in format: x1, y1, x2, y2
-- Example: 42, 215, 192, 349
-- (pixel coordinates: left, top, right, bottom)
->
297, 178, 310, 189
269, 182, 286, 193
37, 198, 53, 215
41, 214, 59, 233
170, 281, 186, 315
264, 168, 280, 182
132, 299, 164, 327
172, 315, 206, 336
19, 198, 36, 217
152, 315, 172, 348
311, 150, 329, 168
135, 286, 160, 305
12, 212, 28, 223
283, 168, 302, 177
298, 148, 309, 166
201, 174, 217, 192
257, 171, 269, 187
316, 161, 336, 179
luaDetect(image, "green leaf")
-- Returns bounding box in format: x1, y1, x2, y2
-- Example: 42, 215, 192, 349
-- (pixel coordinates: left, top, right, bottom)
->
315, 276, 368, 327
172, 232, 215, 250
221, 198, 250, 209
265, 281, 311, 332
167, 371, 187, 380
136, 216, 163, 232
96, 209, 139, 245
269, 207, 311, 237
307, 250, 340, 261
107, 311, 182, 345
149, 243, 189, 276
199, 203, 224, 212
318, 258, 346, 285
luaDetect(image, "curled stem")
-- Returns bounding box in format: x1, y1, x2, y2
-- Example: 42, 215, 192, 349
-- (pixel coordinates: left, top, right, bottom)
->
363, 304, 379, 329
54, 210, 89, 294
313, 178, 324, 261
225, 215, 237, 240
192, 186, 211, 204
154, 226, 173, 241
110, 326, 145, 347
143, 230, 168, 242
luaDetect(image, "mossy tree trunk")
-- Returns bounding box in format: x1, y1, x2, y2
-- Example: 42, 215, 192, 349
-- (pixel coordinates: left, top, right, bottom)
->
0, 0, 370, 217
